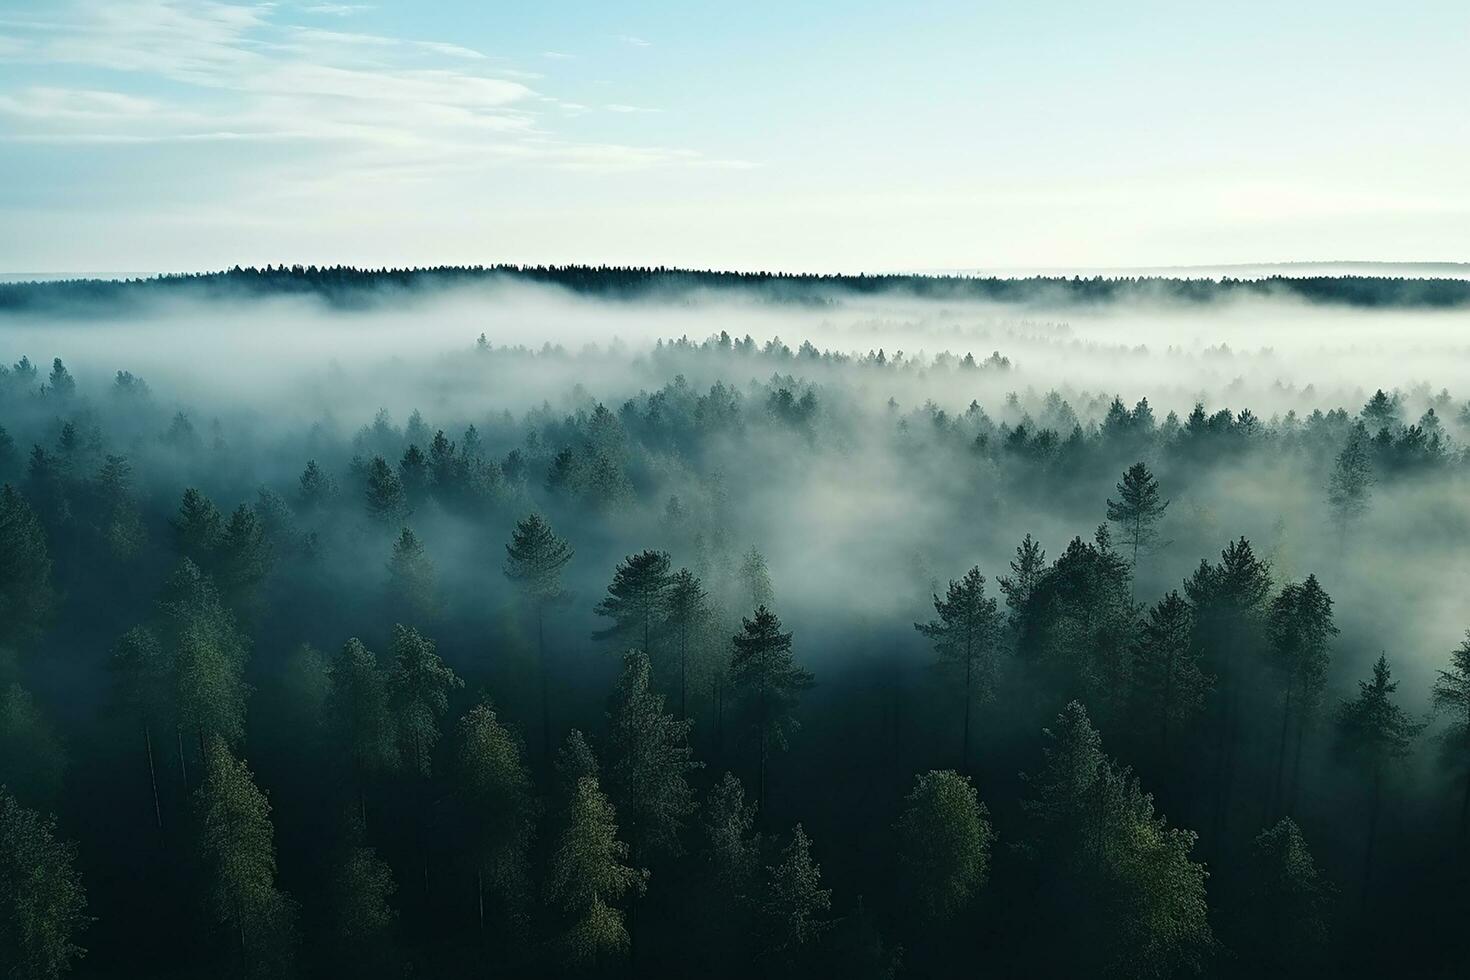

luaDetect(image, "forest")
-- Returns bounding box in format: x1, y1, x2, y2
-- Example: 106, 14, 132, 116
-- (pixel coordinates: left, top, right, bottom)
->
1, 275, 1469, 978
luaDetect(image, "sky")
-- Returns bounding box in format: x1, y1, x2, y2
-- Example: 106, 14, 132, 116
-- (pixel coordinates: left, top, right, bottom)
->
0, 0, 1467, 274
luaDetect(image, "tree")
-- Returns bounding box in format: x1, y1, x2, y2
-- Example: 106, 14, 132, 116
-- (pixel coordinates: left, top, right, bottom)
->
998, 532, 1045, 636
1327, 423, 1373, 540
1431, 631, 1470, 835
1240, 818, 1334, 974
759, 824, 831, 967
364, 456, 408, 525
325, 639, 398, 821
386, 625, 463, 779
457, 701, 537, 937
0, 685, 66, 810
0, 788, 89, 980
503, 513, 573, 759
160, 561, 250, 765
195, 737, 296, 974
1266, 576, 1337, 816
1336, 655, 1423, 899
704, 772, 760, 896
895, 770, 991, 926
325, 816, 398, 978
171, 487, 223, 566
0, 485, 55, 649
606, 650, 700, 864
594, 550, 672, 654
544, 775, 646, 968
739, 548, 775, 610
386, 527, 438, 624
730, 606, 813, 806
1129, 591, 1210, 761
1021, 701, 1214, 979
914, 567, 1000, 770
214, 503, 273, 612
109, 627, 168, 830
296, 459, 337, 514
1106, 461, 1169, 574
665, 567, 710, 719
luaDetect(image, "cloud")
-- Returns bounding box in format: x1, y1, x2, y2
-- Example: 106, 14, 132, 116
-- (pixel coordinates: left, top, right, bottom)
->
613, 34, 651, 47
301, 3, 373, 14
605, 103, 659, 114
542, 50, 574, 60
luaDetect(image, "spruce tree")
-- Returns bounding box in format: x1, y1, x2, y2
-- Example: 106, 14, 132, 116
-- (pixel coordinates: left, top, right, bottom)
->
325, 638, 398, 821
1430, 631, 1470, 835
1327, 422, 1373, 540
0, 484, 56, 649
914, 566, 1000, 770
1241, 817, 1334, 973
386, 526, 438, 624
760, 824, 831, 966
1267, 575, 1337, 816
326, 816, 398, 978
457, 701, 537, 937
171, 487, 223, 566
364, 456, 408, 525
1129, 591, 1210, 760
545, 775, 646, 967
386, 625, 463, 778
665, 567, 710, 719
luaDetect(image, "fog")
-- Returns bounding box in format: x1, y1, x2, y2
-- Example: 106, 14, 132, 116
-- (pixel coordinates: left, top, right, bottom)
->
3, 276, 1468, 977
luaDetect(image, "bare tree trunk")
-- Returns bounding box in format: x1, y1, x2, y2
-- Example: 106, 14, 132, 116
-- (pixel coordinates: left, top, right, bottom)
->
962, 652, 972, 772
1270, 681, 1294, 820
538, 604, 550, 763
145, 724, 163, 831
176, 726, 188, 793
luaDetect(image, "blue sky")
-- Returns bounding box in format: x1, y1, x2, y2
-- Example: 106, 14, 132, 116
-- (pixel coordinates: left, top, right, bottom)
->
0, 0, 1466, 273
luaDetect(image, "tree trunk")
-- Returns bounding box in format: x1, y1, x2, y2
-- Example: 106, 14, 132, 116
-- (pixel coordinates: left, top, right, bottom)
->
1271, 681, 1294, 820
145, 724, 163, 832
1362, 767, 1382, 905
962, 650, 972, 772
538, 604, 550, 763
1288, 709, 1308, 815
679, 627, 688, 721
176, 726, 188, 793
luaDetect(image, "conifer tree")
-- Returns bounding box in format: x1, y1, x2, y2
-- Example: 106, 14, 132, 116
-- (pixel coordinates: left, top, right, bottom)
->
759, 824, 831, 966
325, 815, 398, 978
1267, 575, 1337, 815
739, 548, 775, 610
1129, 591, 1210, 760
998, 532, 1045, 635
0, 485, 55, 649
386, 526, 438, 624
1106, 461, 1169, 573
1430, 631, 1470, 835
296, 459, 337, 514
0, 685, 66, 808
386, 625, 463, 778
1240, 817, 1334, 974
914, 567, 1000, 770
457, 701, 537, 937
665, 567, 710, 719
503, 513, 573, 758
895, 770, 991, 926
730, 606, 813, 806
545, 775, 646, 967
215, 503, 273, 612
364, 456, 408, 525
1336, 655, 1423, 898
195, 737, 296, 975
1327, 422, 1373, 540
326, 638, 398, 821
109, 627, 169, 830
171, 487, 223, 566
594, 550, 673, 654
160, 560, 250, 763
0, 788, 89, 980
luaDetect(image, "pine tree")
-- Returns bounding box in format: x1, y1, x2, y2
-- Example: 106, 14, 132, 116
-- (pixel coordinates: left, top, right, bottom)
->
364, 456, 408, 525
1267, 575, 1337, 816
1129, 591, 1210, 760
1430, 632, 1470, 835
171, 487, 223, 566
544, 775, 646, 967
503, 513, 573, 759
109, 627, 169, 830
0, 788, 89, 980
895, 770, 992, 925
730, 606, 813, 806
160, 560, 250, 763
704, 772, 760, 896
1022, 701, 1214, 979
0, 685, 66, 808
457, 701, 537, 937
594, 550, 673, 654
326, 639, 398, 821
386, 527, 438, 624
998, 532, 1045, 635
739, 548, 775, 610
326, 816, 398, 978
1106, 461, 1169, 573
215, 504, 273, 612
1336, 655, 1423, 899
914, 567, 1000, 770
1241, 818, 1334, 974
606, 650, 700, 865
665, 567, 710, 719
0, 484, 55, 649
195, 737, 296, 974
386, 625, 463, 778
1327, 422, 1373, 540
760, 824, 831, 966
296, 459, 337, 514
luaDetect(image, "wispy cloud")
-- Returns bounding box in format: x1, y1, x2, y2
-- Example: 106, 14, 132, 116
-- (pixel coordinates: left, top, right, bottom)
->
613, 34, 651, 47
605, 103, 658, 114
542, 50, 574, 60
302, 3, 373, 14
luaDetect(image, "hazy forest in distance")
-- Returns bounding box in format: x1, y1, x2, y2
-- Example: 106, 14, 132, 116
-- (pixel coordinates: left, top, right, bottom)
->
3, 266, 1470, 979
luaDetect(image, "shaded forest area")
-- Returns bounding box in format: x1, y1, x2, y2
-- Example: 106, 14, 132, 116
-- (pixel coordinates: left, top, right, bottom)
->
2, 305, 1470, 980
4, 265, 1470, 315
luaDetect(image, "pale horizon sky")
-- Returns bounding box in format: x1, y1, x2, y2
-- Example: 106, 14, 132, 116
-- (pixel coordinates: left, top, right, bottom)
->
1, 0, 1467, 274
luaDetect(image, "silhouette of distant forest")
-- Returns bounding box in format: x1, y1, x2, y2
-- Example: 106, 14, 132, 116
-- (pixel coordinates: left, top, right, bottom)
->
4, 264, 1470, 313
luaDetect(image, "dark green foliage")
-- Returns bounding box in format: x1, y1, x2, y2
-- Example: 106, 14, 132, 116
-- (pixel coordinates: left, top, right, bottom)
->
456, 701, 536, 934
594, 550, 672, 653
729, 606, 813, 804
895, 770, 991, 925
759, 824, 831, 965
1430, 632, 1470, 833
0, 485, 55, 649
0, 788, 89, 980
1022, 701, 1214, 978
545, 774, 646, 967
664, 568, 710, 719
326, 639, 398, 790
386, 625, 463, 778
504, 513, 574, 757
1239, 818, 1334, 973
1328, 422, 1373, 536
386, 526, 437, 624
1129, 591, 1210, 758
172, 488, 223, 565
325, 817, 398, 976
1106, 461, 1169, 570
916, 567, 1001, 769
363, 456, 408, 525
0, 686, 66, 808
